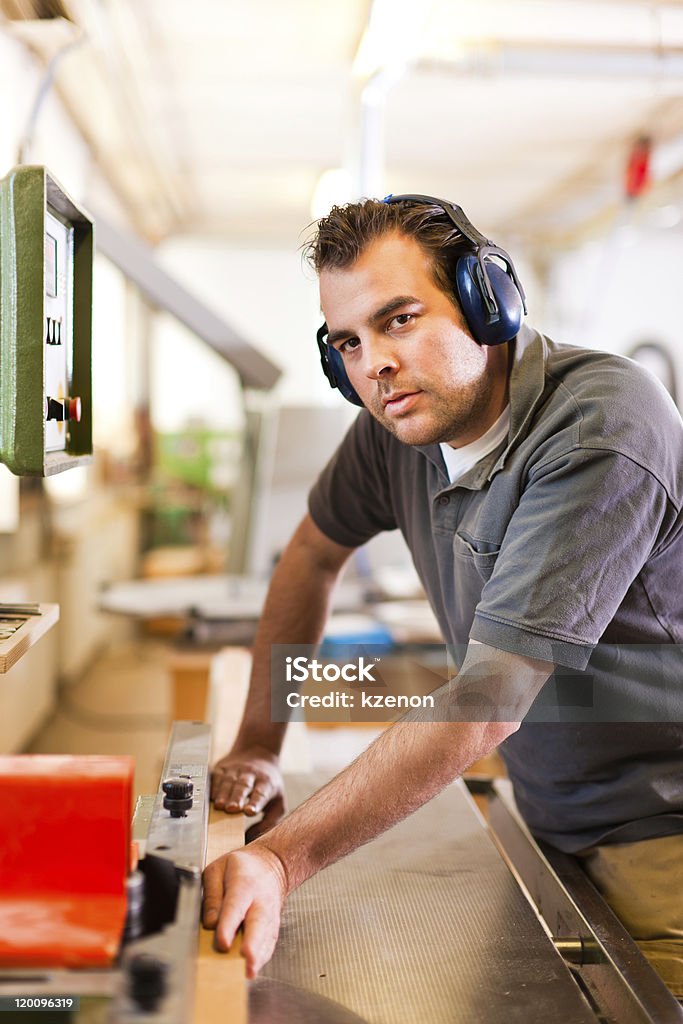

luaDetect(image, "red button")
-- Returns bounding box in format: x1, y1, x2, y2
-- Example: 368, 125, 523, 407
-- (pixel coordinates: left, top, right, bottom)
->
67, 397, 82, 423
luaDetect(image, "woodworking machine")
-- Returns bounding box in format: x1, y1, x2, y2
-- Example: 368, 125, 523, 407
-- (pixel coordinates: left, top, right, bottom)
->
0, 722, 210, 1022
0, 728, 680, 1024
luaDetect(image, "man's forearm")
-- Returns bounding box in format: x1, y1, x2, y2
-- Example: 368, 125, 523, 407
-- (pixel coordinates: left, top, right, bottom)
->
233, 515, 354, 756
255, 716, 513, 891
253, 641, 553, 888
204, 643, 554, 972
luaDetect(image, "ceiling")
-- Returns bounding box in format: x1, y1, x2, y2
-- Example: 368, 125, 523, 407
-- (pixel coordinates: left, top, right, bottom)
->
5, 0, 683, 253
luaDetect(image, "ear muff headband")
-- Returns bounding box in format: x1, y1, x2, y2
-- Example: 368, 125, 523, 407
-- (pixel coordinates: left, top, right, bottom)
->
384, 193, 527, 322
316, 194, 526, 405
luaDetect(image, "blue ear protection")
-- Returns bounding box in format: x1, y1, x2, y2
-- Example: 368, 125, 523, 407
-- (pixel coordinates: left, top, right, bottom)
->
316, 323, 364, 406
316, 193, 527, 407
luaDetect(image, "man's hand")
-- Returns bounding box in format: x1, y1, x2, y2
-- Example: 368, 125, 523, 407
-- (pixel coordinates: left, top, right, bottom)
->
202, 844, 288, 978
211, 746, 285, 841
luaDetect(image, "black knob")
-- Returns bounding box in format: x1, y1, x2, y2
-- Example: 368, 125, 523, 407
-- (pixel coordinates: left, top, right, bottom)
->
162, 776, 193, 817
128, 953, 169, 1012
162, 776, 193, 800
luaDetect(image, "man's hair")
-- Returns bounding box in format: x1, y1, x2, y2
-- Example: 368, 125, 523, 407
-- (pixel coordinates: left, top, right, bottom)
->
303, 198, 472, 307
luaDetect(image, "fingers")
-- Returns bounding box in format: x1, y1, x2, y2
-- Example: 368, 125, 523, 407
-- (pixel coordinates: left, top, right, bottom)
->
201, 848, 286, 977
241, 901, 281, 978
201, 854, 252, 949
212, 770, 255, 812
226, 774, 257, 813
209, 767, 236, 801
215, 886, 253, 953
211, 756, 282, 815
209, 760, 253, 802
217, 775, 270, 814
202, 856, 227, 929
244, 780, 274, 815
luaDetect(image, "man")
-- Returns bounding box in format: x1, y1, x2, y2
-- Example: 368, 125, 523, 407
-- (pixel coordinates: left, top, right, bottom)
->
203, 196, 683, 993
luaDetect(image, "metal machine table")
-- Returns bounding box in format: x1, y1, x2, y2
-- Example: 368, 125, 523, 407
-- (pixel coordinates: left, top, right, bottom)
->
255, 774, 597, 1024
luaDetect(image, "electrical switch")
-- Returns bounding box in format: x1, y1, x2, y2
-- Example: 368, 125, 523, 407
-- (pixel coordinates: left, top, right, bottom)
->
45, 396, 82, 423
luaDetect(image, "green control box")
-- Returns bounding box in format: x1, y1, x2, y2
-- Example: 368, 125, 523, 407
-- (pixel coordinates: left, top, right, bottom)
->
0, 165, 93, 475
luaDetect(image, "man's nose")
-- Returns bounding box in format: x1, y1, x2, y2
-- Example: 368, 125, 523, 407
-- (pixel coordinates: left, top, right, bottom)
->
362, 335, 400, 380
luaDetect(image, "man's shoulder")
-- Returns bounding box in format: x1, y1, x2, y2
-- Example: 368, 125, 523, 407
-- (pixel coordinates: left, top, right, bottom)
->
546, 336, 654, 384
535, 335, 683, 488
543, 337, 673, 409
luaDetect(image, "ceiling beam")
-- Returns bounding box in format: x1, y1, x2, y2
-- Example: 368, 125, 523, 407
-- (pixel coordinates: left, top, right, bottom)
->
95, 215, 282, 391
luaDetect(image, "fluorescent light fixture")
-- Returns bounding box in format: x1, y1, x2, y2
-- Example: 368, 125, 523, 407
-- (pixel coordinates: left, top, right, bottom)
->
353, 0, 436, 79
311, 168, 355, 219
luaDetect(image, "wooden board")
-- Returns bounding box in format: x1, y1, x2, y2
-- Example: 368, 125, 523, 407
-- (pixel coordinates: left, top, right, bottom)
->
194, 652, 251, 1024
169, 648, 215, 722
207, 647, 311, 773
193, 807, 248, 1024
0, 604, 59, 673
192, 644, 314, 1022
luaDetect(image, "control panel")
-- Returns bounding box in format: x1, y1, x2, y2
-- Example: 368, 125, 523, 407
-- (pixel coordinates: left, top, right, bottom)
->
0, 165, 93, 475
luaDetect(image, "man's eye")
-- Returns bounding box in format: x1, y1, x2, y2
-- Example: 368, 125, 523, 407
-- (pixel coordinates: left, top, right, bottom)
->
390, 313, 413, 329
339, 337, 360, 354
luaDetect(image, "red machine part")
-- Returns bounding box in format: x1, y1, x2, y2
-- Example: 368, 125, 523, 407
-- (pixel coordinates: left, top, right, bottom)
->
0, 755, 134, 968
625, 135, 652, 199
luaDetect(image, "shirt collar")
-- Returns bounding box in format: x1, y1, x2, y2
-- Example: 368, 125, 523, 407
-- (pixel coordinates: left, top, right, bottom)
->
416, 324, 549, 486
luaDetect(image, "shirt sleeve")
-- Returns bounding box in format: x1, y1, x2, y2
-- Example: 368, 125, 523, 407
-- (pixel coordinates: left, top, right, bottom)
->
470, 446, 673, 669
308, 410, 398, 547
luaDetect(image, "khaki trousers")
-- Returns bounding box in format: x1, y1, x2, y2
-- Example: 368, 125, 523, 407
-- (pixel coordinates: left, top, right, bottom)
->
577, 834, 683, 998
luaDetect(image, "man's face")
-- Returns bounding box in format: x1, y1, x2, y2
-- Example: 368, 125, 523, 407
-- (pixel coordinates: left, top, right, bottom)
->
319, 231, 509, 447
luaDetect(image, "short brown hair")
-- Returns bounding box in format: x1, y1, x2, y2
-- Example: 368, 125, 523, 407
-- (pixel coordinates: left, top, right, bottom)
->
303, 198, 471, 307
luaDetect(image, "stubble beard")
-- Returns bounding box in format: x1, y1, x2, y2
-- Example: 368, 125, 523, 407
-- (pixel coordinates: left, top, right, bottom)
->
366, 370, 497, 447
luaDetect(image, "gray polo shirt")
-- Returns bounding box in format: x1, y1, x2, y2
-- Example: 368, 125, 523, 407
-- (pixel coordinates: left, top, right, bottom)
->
308, 325, 683, 852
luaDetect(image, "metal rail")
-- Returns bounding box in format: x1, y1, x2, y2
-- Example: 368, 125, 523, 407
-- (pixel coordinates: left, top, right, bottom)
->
467, 777, 683, 1024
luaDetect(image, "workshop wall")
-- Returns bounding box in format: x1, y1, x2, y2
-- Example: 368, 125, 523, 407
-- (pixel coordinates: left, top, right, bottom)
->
157, 238, 333, 408
544, 224, 683, 403
0, 30, 140, 747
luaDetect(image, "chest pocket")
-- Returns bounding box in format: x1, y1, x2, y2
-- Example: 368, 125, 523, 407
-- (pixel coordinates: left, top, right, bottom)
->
454, 530, 501, 582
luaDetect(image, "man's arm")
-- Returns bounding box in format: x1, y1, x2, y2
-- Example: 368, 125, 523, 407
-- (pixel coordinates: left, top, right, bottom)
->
203, 642, 554, 976
210, 514, 355, 835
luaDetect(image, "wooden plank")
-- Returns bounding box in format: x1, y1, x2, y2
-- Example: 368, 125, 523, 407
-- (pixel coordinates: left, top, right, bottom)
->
193, 651, 251, 1024
0, 604, 59, 673
207, 647, 253, 761
207, 647, 311, 772
205, 806, 247, 866
194, 928, 247, 1023
169, 649, 214, 722
193, 807, 248, 1024
192, 644, 314, 1021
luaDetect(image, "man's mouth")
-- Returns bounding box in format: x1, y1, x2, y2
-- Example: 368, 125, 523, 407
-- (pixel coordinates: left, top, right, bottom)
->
381, 390, 422, 415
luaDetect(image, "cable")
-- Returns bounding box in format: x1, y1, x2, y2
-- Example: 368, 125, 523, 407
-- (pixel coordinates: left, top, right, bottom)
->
17, 28, 87, 165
